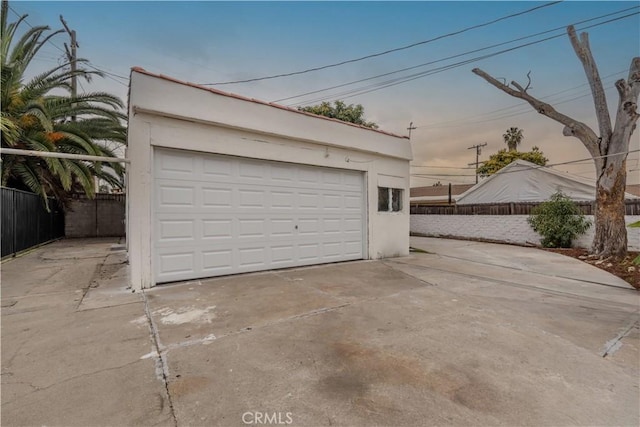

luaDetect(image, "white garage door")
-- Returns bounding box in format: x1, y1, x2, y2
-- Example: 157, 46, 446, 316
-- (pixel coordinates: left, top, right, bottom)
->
153, 148, 365, 283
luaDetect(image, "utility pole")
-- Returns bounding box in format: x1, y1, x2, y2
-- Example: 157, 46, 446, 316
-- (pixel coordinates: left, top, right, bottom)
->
467, 142, 487, 184
60, 15, 78, 121
407, 122, 417, 139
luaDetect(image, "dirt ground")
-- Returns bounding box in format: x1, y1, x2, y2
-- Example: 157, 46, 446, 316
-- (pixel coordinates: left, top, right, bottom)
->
545, 248, 640, 289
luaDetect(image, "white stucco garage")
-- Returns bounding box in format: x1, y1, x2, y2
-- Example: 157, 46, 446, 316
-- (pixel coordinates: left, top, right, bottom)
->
127, 68, 412, 290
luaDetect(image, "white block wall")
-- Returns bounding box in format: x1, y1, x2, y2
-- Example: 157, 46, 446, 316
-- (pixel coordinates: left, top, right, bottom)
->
410, 215, 640, 251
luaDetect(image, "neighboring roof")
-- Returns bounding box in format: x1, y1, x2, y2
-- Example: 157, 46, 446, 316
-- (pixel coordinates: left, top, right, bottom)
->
456, 159, 638, 204
626, 184, 640, 197
129, 67, 408, 140
410, 184, 475, 198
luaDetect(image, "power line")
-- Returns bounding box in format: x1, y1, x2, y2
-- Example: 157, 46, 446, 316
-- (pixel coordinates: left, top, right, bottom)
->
411, 149, 640, 179
289, 12, 639, 106
409, 147, 640, 183
411, 165, 476, 169
274, 5, 638, 104
8, 5, 129, 88
86, 62, 129, 80
202, 1, 564, 86
415, 69, 630, 129
468, 143, 488, 183
84, 62, 129, 87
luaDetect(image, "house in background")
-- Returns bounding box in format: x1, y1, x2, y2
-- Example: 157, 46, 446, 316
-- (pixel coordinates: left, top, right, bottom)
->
626, 184, 640, 198
127, 68, 412, 290
455, 159, 638, 205
410, 184, 474, 205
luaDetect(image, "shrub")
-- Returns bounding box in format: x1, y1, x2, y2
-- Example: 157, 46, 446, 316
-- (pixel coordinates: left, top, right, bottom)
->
629, 221, 640, 265
527, 192, 591, 248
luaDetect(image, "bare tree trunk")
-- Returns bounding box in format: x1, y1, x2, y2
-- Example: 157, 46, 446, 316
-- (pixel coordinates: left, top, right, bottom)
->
472, 25, 639, 259
592, 159, 627, 257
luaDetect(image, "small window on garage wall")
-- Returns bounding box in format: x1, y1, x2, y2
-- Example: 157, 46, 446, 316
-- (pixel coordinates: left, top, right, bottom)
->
378, 187, 390, 211
378, 187, 403, 212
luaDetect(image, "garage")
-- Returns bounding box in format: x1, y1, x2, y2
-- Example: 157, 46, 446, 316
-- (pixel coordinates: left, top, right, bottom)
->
127, 68, 412, 290
154, 148, 365, 283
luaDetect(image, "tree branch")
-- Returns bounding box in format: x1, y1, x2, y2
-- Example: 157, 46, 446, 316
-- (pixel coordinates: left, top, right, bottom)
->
628, 56, 640, 101
610, 56, 640, 156
472, 68, 600, 157
567, 25, 612, 147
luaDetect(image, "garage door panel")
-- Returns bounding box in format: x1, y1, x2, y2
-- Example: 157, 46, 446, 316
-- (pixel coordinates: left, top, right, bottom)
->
238, 189, 266, 208
322, 194, 342, 210
298, 192, 319, 210
155, 150, 197, 179
158, 185, 196, 208
203, 157, 232, 177
202, 219, 233, 239
345, 241, 363, 256
298, 219, 320, 236
298, 243, 320, 261
202, 249, 233, 274
238, 247, 266, 267
322, 171, 342, 185
202, 188, 233, 208
238, 159, 267, 179
154, 149, 364, 283
271, 165, 296, 183
157, 219, 196, 242
343, 172, 363, 189
344, 194, 362, 210
344, 218, 363, 232
158, 252, 196, 275
238, 218, 267, 238
270, 219, 295, 237
298, 168, 320, 184
270, 191, 295, 209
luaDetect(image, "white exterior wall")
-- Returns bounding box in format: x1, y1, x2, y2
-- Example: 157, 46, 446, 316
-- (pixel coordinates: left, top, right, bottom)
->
128, 70, 412, 290
410, 215, 640, 251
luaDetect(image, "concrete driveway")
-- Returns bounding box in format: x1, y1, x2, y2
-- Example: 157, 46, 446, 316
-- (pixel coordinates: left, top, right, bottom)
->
2, 237, 638, 426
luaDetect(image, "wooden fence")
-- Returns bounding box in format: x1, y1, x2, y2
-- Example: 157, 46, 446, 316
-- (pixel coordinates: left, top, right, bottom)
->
410, 199, 640, 216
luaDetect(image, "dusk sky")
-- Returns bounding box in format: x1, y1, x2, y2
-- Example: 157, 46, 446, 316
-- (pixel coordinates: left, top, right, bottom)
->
10, 1, 640, 186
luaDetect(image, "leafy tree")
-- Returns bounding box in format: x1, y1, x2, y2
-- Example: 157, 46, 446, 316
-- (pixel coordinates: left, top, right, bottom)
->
298, 100, 378, 129
1, 0, 126, 208
527, 191, 591, 248
503, 127, 523, 151
473, 26, 640, 258
477, 146, 548, 177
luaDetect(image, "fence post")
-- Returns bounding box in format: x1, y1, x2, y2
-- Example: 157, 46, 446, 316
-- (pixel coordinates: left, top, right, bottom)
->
95, 196, 98, 237
12, 190, 17, 257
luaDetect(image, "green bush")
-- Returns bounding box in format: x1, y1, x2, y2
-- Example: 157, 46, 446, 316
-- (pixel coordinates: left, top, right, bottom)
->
629, 221, 640, 265
527, 192, 591, 248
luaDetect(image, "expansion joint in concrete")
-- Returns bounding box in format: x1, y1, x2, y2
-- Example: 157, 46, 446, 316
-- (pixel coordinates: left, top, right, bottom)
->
75, 253, 110, 310
141, 291, 178, 427
601, 315, 639, 358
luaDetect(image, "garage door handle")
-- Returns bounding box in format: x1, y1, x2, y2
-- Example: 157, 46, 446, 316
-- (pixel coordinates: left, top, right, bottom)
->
294, 225, 298, 230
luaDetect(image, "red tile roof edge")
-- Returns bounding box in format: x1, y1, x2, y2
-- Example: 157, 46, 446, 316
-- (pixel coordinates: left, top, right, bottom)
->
130, 67, 409, 140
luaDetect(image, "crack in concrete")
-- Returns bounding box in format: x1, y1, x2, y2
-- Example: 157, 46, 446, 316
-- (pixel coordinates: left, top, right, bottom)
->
600, 316, 639, 358
381, 261, 437, 287
141, 291, 178, 427
157, 303, 353, 357
411, 250, 635, 290
0, 359, 144, 406
388, 259, 638, 309
75, 254, 111, 310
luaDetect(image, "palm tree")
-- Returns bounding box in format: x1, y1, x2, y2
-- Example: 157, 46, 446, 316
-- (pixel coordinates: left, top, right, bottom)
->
503, 127, 523, 151
1, 0, 126, 207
